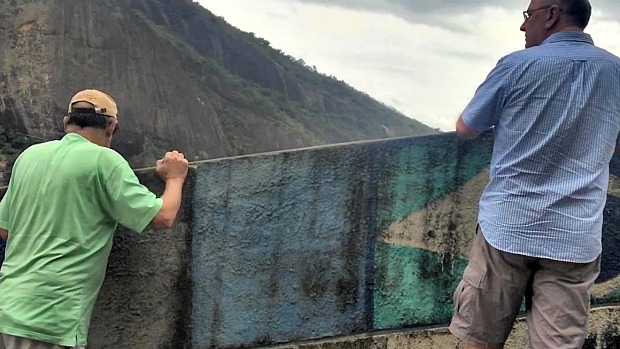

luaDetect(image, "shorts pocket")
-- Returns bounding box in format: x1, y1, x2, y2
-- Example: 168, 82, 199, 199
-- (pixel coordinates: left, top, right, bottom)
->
463, 261, 487, 289
453, 262, 488, 325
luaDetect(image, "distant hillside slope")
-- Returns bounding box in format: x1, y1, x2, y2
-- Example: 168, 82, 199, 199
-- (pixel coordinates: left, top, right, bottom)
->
0, 0, 438, 171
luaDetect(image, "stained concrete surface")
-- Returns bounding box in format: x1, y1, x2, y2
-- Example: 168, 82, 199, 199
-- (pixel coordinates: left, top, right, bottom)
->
190, 145, 378, 348
188, 131, 498, 348
254, 306, 620, 349
372, 133, 493, 330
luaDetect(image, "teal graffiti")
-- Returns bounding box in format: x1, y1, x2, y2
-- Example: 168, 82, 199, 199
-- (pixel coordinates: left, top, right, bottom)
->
381, 135, 493, 225
374, 242, 468, 329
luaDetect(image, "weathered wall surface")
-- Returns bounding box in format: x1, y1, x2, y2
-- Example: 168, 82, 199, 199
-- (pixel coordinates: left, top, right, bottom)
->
87, 170, 196, 349
190, 147, 376, 348
252, 306, 620, 349
187, 130, 620, 348
2, 131, 620, 349
187, 131, 495, 349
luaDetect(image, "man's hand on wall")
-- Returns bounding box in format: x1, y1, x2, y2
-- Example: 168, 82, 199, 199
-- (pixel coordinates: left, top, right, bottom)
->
156, 151, 189, 182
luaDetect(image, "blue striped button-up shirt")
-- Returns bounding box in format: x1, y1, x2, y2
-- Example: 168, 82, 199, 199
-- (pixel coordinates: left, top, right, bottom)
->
463, 32, 620, 263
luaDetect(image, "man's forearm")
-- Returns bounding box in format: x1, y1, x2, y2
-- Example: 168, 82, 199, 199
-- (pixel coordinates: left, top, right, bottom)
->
161, 178, 184, 218
0, 228, 8, 241
151, 178, 184, 229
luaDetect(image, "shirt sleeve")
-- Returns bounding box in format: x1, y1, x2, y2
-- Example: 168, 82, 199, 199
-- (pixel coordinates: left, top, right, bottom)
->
101, 160, 163, 233
0, 183, 11, 230
461, 57, 513, 131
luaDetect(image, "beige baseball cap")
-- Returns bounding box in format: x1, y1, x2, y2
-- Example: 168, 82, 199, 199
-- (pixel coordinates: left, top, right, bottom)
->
68, 89, 118, 118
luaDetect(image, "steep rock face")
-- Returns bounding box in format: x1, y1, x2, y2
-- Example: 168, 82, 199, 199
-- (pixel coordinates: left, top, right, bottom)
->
0, 0, 438, 168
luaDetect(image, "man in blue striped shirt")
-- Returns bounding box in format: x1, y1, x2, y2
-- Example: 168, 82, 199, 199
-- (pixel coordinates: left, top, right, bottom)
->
449, 0, 620, 348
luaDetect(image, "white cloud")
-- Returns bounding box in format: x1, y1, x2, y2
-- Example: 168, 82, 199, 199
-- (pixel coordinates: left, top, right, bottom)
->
200, 0, 620, 131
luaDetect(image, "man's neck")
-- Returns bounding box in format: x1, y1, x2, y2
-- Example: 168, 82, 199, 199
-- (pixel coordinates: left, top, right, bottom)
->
66, 128, 108, 147
543, 25, 584, 44
550, 25, 584, 36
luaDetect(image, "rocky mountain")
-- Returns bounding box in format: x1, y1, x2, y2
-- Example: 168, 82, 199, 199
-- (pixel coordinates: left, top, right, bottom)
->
0, 0, 438, 177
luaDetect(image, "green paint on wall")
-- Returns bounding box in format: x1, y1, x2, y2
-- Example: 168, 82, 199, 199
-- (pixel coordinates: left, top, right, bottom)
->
593, 288, 620, 304
380, 135, 493, 225
372, 133, 495, 330
374, 243, 468, 329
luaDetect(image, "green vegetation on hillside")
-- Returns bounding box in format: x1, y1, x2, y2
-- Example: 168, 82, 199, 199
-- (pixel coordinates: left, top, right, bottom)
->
0, 0, 440, 181
133, 0, 437, 140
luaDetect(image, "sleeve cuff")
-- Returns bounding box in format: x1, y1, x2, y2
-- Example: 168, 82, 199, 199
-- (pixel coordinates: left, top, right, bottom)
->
135, 198, 164, 233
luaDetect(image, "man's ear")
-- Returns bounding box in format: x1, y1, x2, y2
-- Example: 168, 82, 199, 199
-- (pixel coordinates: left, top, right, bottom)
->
105, 119, 118, 137
63, 116, 69, 132
545, 5, 562, 29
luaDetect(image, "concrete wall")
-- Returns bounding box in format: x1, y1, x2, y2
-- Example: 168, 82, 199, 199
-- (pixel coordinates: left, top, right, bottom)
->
187, 131, 496, 349
1, 131, 620, 348
252, 306, 620, 349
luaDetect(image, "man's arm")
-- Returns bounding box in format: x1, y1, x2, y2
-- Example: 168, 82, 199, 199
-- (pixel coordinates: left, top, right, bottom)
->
102, 151, 188, 233
0, 184, 10, 241
456, 115, 484, 140
457, 56, 512, 140
150, 151, 189, 230
150, 178, 184, 230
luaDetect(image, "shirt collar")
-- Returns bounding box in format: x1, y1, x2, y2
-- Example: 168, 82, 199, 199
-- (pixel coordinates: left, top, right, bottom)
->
63, 132, 88, 142
542, 31, 594, 46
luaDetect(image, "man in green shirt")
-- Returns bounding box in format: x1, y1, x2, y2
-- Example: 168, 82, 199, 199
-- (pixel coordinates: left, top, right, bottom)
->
0, 89, 189, 349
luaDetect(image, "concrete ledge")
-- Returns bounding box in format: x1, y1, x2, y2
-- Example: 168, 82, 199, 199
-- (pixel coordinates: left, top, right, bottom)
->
255, 305, 620, 349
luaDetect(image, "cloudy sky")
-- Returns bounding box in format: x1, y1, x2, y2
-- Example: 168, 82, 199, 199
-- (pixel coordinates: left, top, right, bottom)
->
199, 0, 620, 131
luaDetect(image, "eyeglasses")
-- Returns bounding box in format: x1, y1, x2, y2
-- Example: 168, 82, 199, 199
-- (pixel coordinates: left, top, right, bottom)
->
522, 5, 554, 21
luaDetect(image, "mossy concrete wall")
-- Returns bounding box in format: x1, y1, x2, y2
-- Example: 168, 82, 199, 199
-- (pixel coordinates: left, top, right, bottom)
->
2, 131, 620, 348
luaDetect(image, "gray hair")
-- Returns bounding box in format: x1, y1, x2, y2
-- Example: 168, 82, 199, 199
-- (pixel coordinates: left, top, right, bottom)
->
553, 0, 592, 28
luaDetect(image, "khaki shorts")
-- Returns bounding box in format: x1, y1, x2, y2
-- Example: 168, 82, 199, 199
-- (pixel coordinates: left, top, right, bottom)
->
449, 226, 600, 349
0, 334, 84, 349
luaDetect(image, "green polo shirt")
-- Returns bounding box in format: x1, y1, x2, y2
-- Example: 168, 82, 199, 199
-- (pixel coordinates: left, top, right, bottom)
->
0, 133, 163, 347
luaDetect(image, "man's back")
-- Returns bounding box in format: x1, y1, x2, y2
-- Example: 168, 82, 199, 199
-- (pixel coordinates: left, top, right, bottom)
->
450, 3, 615, 348
477, 32, 620, 263
0, 133, 161, 346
